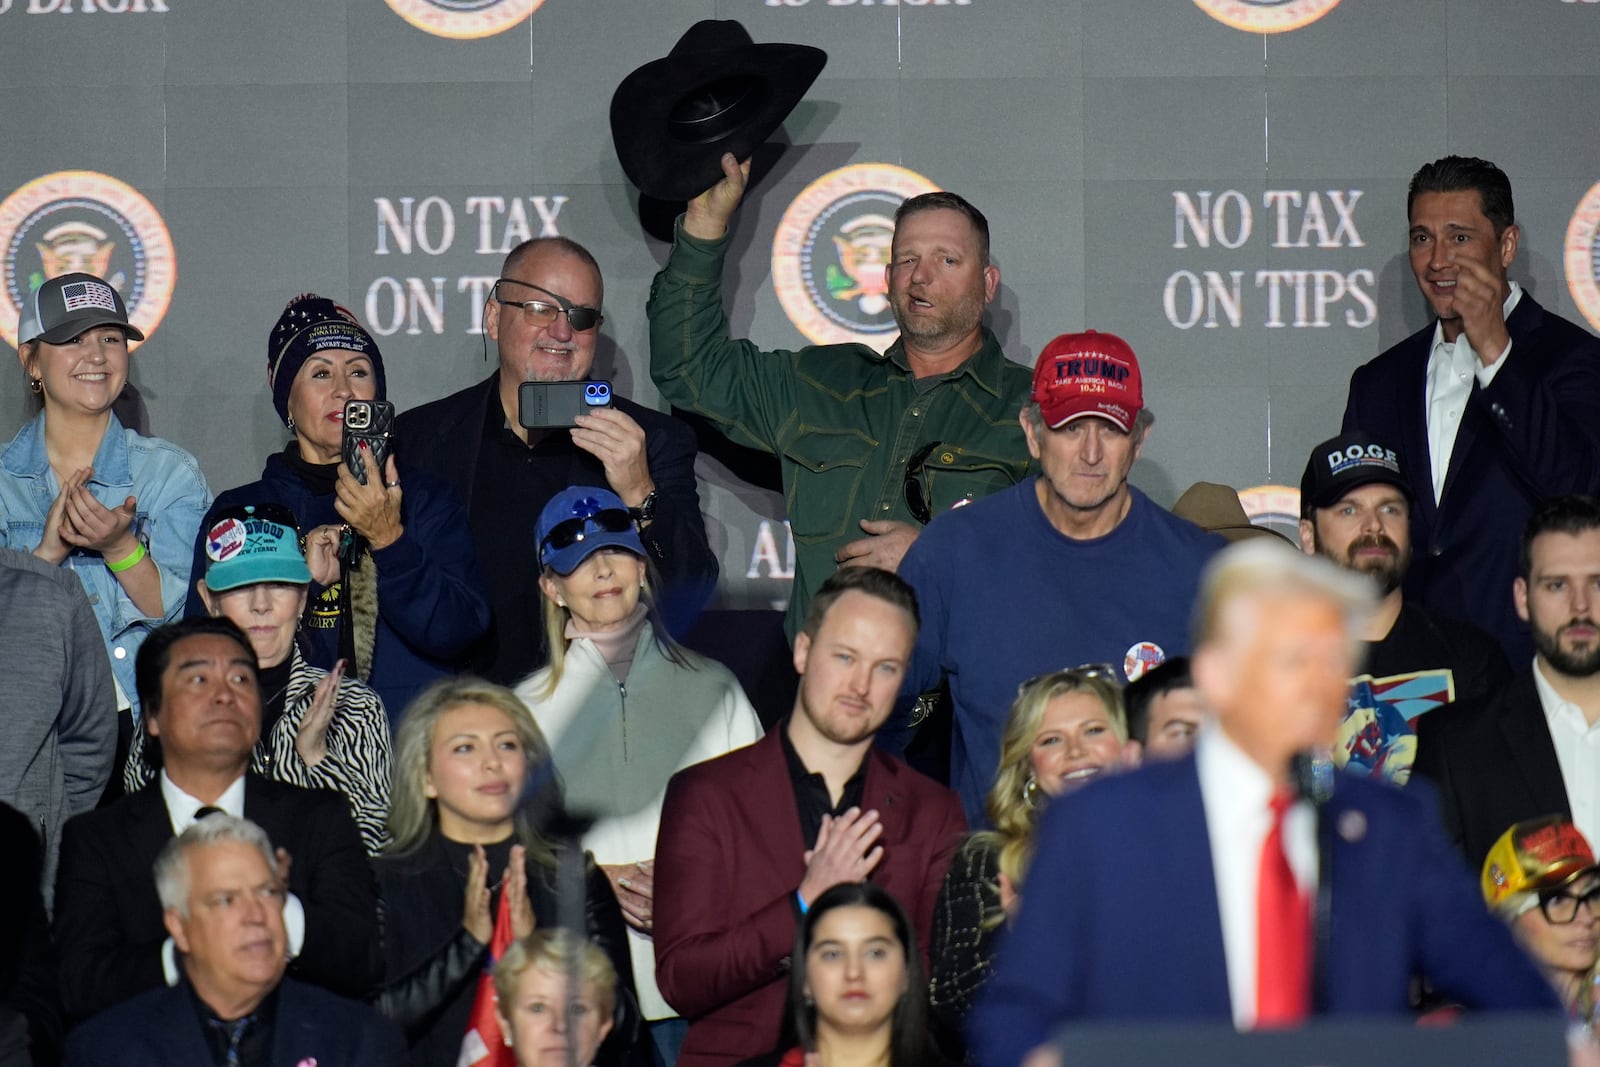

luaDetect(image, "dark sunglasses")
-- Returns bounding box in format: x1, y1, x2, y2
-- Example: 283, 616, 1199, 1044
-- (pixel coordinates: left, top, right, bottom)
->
1538, 882, 1600, 925
539, 508, 635, 566
495, 279, 603, 333
213, 502, 301, 533
903, 440, 944, 525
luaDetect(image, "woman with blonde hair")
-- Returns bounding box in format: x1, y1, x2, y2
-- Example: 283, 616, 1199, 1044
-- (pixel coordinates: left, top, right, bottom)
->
0, 272, 210, 726
515, 486, 762, 1065
494, 929, 619, 1067
927, 667, 1139, 1057
1481, 815, 1600, 1030
375, 677, 641, 1067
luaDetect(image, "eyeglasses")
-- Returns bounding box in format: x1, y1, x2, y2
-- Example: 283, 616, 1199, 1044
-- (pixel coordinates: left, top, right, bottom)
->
903, 440, 943, 525
1537, 883, 1600, 925
1016, 663, 1122, 696
495, 279, 603, 333
539, 509, 635, 566
213, 503, 301, 533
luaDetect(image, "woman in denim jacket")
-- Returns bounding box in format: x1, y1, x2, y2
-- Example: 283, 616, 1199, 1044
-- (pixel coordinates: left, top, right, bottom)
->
0, 273, 211, 723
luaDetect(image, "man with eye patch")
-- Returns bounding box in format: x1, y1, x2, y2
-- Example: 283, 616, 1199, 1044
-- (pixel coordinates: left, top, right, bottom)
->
398, 236, 718, 684
1342, 155, 1600, 666
52, 616, 380, 1025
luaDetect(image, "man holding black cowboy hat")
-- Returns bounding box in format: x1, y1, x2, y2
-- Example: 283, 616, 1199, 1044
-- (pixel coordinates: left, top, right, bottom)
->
614, 20, 1034, 642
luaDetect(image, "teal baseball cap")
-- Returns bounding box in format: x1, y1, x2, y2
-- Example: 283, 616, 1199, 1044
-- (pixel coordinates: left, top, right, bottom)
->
203, 504, 311, 591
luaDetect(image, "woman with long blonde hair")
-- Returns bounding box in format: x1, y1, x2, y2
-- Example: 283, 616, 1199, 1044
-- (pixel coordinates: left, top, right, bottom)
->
927, 667, 1138, 1057
375, 677, 642, 1067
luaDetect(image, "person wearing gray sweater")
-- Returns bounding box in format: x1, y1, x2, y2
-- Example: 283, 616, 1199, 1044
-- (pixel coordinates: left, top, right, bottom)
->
0, 547, 117, 904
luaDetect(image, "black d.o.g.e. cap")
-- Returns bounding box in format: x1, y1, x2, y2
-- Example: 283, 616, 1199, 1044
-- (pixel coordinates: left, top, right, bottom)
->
1300, 431, 1413, 514
17, 272, 143, 346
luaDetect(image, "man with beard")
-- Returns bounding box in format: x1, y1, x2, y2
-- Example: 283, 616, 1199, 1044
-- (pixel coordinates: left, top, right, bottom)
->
652, 567, 965, 1067
649, 153, 1034, 637
1415, 495, 1600, 868
1298, 432, 1510, 784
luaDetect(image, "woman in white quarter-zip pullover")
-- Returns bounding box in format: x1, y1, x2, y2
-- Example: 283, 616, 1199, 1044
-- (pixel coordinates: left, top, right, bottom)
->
514, 485, 763, 1067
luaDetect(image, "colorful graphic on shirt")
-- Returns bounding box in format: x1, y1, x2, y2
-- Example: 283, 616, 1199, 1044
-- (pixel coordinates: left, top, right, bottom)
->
772, 163, 939, 353
1336, 668, 1456, 785
1565, 180, 1600, 334
0, 170, 176, 350
1192, 0, 1342, 34
382, 0, 541, 38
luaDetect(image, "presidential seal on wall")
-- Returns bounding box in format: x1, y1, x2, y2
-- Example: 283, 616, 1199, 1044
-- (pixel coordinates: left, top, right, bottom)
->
1238, 484, 1302, 542
1193, 0, 1342, 33
1566, 181, 1600, 334
383, 0, 541, 39
772, 163, 938, 353
0, 170, 176, 350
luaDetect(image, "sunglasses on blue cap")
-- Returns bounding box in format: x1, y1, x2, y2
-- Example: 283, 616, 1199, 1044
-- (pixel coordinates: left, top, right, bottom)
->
539, 508, 636, 565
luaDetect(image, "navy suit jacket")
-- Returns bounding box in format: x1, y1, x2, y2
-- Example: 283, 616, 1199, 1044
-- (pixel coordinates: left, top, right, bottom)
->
64, 978, 405, 1066
1412, 669, 1570, 870
971, 751, 1555, 1067
1342, 292, 1600, 663
654, 728, 967, 1067
53, 775, 381, 1024
395, 373, 717, 680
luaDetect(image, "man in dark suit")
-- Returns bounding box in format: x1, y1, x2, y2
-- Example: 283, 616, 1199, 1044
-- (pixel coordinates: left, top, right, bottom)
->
64, 814, 402, 1066
654, 567, 966, 1067
1342, 155, 1600, 664
972, 542, 1555, 1067
1414, 495, 1600, 869
53, 617, 380, 1024
395, 236, 717, 683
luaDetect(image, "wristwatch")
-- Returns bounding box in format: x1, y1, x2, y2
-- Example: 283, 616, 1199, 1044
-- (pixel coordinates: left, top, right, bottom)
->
629, 490, 658, 524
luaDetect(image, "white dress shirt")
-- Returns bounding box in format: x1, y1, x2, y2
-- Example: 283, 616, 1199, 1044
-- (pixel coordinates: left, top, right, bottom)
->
1425, 280, 1521, 501
1533, 658, 1600, 848
157, 770, 304, 983
1195, 724, 1318, 1030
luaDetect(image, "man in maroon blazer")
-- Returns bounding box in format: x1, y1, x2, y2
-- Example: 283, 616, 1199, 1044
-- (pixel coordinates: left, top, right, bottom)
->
654, 567, 967, 1067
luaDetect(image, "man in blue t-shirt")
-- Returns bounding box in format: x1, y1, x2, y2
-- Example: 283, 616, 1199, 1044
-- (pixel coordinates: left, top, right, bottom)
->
893, 330, 1223, 823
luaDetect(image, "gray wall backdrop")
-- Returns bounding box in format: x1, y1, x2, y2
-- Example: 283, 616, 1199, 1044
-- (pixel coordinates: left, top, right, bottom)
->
4, 0, 1600, 609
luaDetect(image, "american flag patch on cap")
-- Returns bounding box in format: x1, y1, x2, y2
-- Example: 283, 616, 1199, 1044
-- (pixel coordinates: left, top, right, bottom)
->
60, 280, 118, 313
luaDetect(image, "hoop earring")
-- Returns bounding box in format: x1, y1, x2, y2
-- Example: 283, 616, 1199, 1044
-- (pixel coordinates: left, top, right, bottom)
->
1023, 773, 1041, 810
29, 377, 42, 395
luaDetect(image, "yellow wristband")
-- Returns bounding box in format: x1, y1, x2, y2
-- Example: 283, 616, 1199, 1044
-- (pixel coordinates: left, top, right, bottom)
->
106, 542, 147, 573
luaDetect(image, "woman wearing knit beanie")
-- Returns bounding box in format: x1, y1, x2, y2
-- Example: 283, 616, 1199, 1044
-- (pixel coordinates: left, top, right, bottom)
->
183, 293, 490, 725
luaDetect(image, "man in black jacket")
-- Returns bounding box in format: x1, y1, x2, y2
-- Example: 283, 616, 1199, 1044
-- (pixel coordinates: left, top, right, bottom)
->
396, 236, 718, 683
1415, 496, 1600, 868
53, 616, 380, 1023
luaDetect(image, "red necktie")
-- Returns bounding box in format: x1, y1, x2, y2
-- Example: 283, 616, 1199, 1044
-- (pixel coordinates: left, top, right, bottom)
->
1255, 787, 1309, 1027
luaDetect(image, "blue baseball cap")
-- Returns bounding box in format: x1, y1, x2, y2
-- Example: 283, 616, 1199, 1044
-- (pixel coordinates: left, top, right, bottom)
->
535, 486, 645, 575
203, 505, 311, 591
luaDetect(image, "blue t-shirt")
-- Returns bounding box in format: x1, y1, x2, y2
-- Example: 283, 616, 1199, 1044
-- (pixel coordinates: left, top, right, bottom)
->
896, 478, 1224, 824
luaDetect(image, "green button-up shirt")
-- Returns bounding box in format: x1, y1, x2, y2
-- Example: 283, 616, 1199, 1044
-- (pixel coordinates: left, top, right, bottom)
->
648, 221, 1035, 637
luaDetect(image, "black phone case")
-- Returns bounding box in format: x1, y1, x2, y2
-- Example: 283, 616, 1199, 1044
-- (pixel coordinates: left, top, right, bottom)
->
341, 400, 396, 486
517, 380, 613, 429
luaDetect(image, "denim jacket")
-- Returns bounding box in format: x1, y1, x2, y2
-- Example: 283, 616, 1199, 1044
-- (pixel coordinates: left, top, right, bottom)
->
0, 412, 212, 718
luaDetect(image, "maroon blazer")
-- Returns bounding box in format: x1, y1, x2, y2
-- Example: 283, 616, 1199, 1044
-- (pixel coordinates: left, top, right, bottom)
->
654, 729, 966, 1067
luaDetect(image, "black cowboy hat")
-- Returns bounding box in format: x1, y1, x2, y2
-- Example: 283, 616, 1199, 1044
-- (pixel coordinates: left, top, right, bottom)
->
610, 19, 827, 204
